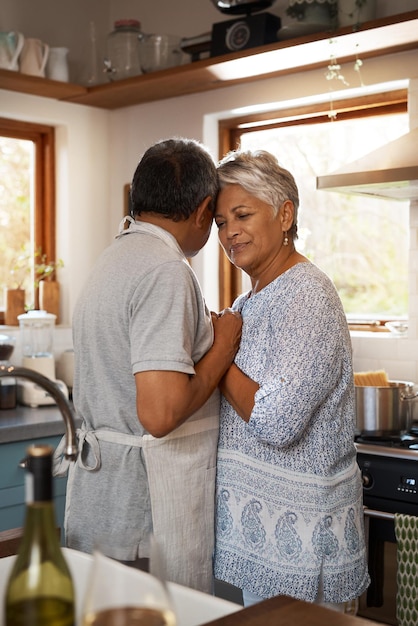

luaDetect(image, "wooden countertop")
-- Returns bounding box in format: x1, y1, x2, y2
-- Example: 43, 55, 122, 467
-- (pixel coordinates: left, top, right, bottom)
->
201, 595, 380, 626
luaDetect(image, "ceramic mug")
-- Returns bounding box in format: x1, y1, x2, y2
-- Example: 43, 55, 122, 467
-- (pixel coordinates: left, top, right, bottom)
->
0, 31, 25, 71
20, 38, 49, 77
46, 47, 69, 82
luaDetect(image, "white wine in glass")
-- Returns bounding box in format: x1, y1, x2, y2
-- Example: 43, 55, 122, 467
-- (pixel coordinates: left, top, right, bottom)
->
82, 537, 176, 626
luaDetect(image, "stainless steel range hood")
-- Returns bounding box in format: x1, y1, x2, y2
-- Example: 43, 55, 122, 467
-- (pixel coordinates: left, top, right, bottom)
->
316, 127, 418, 201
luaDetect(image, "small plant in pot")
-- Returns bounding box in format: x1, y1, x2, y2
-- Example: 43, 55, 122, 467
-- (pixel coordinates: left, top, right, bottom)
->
33, 249, 64, 322
33, 248, 64, 289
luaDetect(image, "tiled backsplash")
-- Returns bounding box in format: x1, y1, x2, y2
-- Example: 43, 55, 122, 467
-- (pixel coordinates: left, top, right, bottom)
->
351, 333, 418, 383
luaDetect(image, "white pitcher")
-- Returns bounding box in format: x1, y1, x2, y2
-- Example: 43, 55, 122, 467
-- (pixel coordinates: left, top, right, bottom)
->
46, 47, 69, 82
20, 38, 49, 77
0, 31, 24, 71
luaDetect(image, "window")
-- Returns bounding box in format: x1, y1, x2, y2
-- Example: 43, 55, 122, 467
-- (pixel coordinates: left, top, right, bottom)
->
218, 91, 409, 328
0, 118, 55, 315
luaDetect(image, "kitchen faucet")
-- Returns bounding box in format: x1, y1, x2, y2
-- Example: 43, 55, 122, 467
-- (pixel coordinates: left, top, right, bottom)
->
0, 364, 77, 460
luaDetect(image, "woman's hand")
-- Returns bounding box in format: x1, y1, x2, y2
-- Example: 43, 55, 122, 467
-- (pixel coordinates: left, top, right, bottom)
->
211, 308, 242, 365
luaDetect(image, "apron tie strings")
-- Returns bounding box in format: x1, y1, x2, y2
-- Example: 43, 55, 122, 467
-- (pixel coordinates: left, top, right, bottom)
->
53, 426, 144, 476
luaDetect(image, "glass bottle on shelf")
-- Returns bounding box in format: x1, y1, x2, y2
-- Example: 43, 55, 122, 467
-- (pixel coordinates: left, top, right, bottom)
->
104, 19, 143, 81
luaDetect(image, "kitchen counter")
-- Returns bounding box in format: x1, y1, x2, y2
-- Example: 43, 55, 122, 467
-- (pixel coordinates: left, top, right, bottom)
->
201, 594, 381, 626
0, 403, 80, 444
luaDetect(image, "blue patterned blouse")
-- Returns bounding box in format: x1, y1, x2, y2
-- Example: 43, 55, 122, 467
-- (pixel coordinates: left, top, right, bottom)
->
214, 262, 370, 603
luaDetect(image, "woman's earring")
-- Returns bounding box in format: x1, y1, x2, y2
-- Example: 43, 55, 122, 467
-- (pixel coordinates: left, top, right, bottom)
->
283, 231, 289, 246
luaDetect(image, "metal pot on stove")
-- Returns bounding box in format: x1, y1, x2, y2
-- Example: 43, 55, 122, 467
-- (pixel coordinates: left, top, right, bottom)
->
355, 380, 418, 437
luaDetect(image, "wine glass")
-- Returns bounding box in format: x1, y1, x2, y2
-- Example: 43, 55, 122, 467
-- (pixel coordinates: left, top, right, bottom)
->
82, 534, 176, 626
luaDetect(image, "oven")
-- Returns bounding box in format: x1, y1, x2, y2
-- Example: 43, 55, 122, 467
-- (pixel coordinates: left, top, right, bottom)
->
356, 438, 418, 625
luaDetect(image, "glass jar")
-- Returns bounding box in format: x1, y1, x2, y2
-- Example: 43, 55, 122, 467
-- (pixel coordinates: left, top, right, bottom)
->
104, 19, 143, 81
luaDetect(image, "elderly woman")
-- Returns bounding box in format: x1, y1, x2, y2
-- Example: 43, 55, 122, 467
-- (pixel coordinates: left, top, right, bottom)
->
213, 149, 370, 612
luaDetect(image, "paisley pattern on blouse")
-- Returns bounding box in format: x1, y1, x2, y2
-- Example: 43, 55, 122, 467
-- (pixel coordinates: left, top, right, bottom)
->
345, 507, 361, 554
214, 262, 370, 603
275, 511, 302, 560
312, 516, 339, 559
242, 500, 266, 550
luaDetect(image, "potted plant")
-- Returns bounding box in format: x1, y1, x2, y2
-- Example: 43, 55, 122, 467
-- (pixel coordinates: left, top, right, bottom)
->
286, 0, 338, 26
33, 249, 64, 288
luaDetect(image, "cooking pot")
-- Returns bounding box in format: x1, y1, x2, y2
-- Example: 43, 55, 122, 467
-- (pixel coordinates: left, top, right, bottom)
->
355, 380, 418, 437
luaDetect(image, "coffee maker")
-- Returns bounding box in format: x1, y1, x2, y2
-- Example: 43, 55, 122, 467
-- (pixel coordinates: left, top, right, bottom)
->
17, 310, 69, 407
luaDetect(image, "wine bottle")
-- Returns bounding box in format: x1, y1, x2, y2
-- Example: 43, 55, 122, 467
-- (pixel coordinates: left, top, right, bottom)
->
5, 444, 75, 626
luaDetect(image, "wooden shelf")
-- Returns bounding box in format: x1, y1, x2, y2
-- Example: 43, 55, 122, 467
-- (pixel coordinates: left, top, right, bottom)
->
1, 10, 418, 110
0, 68, 87, 100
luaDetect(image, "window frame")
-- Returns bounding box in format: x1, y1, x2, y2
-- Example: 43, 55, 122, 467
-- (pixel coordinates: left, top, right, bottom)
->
0, 117, 56, 310
217, 89, 408, 313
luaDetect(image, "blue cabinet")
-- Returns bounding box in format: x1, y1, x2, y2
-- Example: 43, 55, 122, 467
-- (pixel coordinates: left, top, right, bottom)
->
0, 436, 68, 543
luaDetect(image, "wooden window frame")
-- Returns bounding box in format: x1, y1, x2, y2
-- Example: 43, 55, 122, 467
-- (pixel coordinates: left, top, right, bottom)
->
0, 117, 55, 308
217, 89, 408, 310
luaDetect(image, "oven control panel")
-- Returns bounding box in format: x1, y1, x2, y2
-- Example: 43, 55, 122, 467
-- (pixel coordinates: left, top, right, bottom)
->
357, 449, 418, 514
399, 475, 418, 494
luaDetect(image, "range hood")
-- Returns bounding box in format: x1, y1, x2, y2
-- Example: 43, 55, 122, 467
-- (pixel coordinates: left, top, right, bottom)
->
316, 127, 418, 201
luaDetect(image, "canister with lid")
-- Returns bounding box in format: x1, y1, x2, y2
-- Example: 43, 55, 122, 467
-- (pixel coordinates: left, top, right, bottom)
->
104, 19, 143, 81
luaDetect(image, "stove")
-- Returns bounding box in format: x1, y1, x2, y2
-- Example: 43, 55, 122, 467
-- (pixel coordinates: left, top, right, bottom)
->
356, 433, 418, 516
355, 431, 418, 624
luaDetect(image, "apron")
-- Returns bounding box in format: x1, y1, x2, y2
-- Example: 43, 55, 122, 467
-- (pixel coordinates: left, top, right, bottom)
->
54, 392, 220, 593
